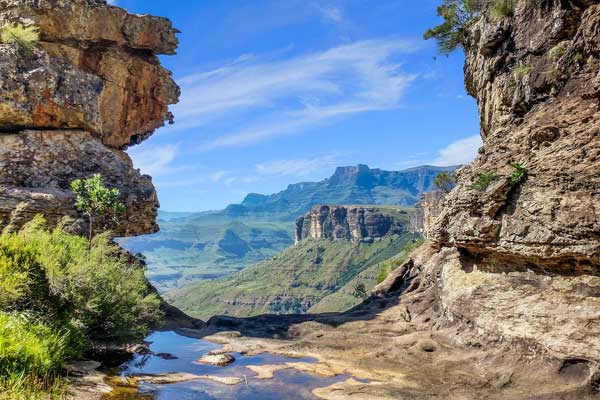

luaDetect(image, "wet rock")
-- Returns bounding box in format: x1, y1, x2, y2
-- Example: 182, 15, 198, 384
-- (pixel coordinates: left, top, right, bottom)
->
155, 352, 178, 360
131, 372, 243, 385
196, 352, 236, 366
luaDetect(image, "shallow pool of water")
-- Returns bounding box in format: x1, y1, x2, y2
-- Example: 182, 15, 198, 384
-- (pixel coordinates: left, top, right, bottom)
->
107, 331, 348, 400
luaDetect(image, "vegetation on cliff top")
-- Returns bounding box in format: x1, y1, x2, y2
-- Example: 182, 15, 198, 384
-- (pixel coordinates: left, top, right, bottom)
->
424, 0, 516, 54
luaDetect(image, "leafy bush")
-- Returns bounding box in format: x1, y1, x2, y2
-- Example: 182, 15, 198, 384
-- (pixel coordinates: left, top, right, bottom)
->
424, 0, 485, 54
424, 1, 516, 54
470, 171, 498, 190
490, 0, 515, 20
434, 172, 456, 193
0, 217, 162, 342
1, 24, 39, 52
71, 174, 125, 240
510, 162, 527, 183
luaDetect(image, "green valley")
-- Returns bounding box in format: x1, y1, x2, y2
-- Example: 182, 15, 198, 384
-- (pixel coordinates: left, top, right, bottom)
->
166, 205, 421, 320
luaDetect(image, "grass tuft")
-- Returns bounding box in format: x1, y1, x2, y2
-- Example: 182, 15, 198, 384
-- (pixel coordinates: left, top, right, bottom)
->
1, 24, 39, 52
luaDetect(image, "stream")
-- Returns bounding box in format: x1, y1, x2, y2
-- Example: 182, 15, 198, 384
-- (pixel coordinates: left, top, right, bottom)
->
103, 331, 349, 399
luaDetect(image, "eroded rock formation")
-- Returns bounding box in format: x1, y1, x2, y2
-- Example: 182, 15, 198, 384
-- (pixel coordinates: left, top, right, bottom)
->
409, 190, 446, 238
0, 0, 179, 236
294, 205, 409, 243
375, 0, 600, 393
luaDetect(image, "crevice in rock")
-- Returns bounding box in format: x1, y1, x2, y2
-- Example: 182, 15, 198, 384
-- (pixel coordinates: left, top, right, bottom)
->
457, 246, 600, 277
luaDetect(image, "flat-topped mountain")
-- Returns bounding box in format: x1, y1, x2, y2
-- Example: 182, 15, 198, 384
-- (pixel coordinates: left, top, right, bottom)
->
295, 205, 410, 243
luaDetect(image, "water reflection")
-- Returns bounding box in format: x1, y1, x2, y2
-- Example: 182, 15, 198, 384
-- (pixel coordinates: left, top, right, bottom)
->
104, 331, 347, 400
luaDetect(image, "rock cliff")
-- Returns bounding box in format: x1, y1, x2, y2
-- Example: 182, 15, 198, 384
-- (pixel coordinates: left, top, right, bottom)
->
294, 205, 410, 243
376, 0, 600, 387
0, 0, 179, 236
409, 190, 446, 238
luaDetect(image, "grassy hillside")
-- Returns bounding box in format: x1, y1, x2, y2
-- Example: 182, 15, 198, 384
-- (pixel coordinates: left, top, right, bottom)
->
308, 237, 424, 313
167, 232, 421, 320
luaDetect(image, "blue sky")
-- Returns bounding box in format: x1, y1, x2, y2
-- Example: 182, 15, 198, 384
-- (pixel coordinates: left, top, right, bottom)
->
111, 0, 481, 212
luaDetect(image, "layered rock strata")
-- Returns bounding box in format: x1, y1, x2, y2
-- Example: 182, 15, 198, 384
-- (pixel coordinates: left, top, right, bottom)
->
294, 205, 409, 243
0, 0, 179, 236
409, 190, 446, 238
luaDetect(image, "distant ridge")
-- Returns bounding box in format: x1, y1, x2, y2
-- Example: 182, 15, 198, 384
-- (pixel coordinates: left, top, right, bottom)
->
223, 164, 458, 219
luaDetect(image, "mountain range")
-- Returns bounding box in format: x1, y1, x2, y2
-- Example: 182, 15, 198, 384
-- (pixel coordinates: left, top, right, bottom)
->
118, 164, 456, 292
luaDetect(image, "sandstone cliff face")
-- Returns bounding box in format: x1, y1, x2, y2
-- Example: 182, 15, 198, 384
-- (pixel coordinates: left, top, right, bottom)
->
376, 0, 600, 384
294, 205, 409, 243
0, 0, 179, 236
409, 190, 446, 238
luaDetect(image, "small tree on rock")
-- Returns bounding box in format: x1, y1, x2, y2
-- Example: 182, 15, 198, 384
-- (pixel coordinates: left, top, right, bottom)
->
71, 174, 125, 240
434, 172, 456, 193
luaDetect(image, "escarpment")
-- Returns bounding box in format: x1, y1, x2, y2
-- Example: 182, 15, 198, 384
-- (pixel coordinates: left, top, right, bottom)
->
0, 0, 179, 236
294, 205, 410, 243
377, 0, 600, 375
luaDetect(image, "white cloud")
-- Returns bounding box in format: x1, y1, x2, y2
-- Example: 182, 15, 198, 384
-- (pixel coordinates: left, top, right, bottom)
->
314, 4, 344, 23
209, 170, 230, 182
128, 144, 186, 177
166, 38, 418, 150
431, 134, 482, 166
106, 0, 117, 4
255, 154, 339, 177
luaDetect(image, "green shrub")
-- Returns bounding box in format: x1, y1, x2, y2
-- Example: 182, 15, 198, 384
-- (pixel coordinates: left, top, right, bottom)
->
424, 0, 518, 54
510, 162, 527, 183
573, 52, 583, 64
434, 172, 456, 193
352, 282, 369, 299
470, 171, 498, 190
424, 0, 485, 54
513, 63, 534, 79
0, 217, 162, 342
71, 174, 125, 240
548, 42, 567, 60
490, 0, 515, 20
1, 24, 39, 52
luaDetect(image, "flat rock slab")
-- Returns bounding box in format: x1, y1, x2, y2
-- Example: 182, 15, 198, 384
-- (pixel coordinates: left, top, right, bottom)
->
131, 372, 243, 385
195, 352, 236, 366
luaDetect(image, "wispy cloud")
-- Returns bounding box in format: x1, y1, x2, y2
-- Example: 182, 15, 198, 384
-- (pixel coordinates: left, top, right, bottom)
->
431, 134, 482, 166
394, 135, 482, 168
166, 38, 418, 150
255, 154, 339, 177
128, 144, 187, 177
314, 4, 344, 23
